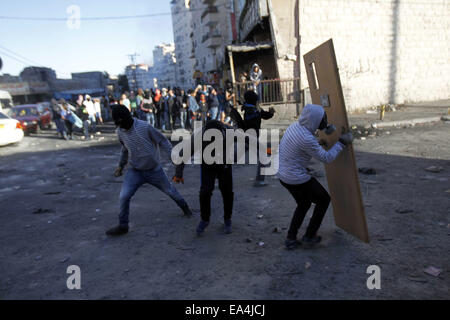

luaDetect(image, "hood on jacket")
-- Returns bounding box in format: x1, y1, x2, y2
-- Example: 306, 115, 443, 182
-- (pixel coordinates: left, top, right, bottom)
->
298, 104, 325, 134
250, 63, 262, 78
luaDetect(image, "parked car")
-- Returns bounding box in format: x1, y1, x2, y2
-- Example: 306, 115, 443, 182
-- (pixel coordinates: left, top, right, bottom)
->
35, 103, 53, 129
8, 105, 40, 135
9, 104, 52, 134
0, 111, 24, 146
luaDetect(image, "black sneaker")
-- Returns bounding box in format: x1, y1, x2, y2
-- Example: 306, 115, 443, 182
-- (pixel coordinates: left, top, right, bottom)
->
301, 235, 322, 246
224, 219, 232, 234
285, 239, 302, 250
196, 220, 209, 236
181, 205, 193, 217
105, 225, 129, 236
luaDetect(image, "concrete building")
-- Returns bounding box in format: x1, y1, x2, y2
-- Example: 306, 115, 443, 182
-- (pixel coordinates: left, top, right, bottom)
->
229, 0, 450, 111
125, 64, 153, 91
189, 0, 237, 85
170, 0, 196, 89
19, 67, 57, 83
71, 71, 106, 89
151, 43, 177, 89
0, 67, 108, 104
0, 74, 21, 83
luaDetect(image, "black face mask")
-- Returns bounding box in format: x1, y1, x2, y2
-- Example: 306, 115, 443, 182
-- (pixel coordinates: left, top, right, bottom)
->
318, 112, 336, 135
112, 105, 134, 130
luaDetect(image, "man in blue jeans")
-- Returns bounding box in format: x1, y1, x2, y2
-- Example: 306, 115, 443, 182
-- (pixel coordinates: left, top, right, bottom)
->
105, 105, 192, 236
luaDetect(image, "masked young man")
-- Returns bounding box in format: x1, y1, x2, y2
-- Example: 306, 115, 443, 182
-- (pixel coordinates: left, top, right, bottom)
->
105, 105, 193, 236
277, 104, 354, 249
240, 90, 275, 187
172, 120, 260, 236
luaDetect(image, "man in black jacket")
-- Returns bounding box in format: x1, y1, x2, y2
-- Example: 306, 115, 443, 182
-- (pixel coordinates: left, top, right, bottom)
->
241, 90, 275, 187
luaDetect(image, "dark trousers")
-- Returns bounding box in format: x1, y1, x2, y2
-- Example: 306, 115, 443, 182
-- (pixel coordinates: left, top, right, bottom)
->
280, 177, 331, 240
64, 120, 73, 137
155, 111, 161, 129
82, 120, 90, 138
199, 164, 234, 222
255, 131, 266, 182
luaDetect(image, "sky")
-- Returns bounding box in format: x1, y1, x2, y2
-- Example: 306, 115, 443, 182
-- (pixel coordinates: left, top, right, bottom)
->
0, 0, 175, 78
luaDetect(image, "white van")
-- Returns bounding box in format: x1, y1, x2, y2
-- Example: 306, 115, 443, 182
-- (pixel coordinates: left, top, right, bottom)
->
0, 90, 14, 112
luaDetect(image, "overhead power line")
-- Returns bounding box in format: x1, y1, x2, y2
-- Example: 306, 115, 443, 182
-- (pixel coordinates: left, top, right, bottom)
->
0, 3, 228, 22
0, 44, 72, 77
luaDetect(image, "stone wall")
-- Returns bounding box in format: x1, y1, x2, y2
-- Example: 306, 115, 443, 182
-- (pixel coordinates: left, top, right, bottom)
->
298, 0, 450, 111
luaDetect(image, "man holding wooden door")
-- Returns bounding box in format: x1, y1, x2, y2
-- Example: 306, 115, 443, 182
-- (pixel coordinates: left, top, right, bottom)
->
277, 104, 354, 249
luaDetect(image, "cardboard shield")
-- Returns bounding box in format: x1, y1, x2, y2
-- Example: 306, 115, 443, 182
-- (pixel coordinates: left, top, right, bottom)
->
303, 39, 369, 243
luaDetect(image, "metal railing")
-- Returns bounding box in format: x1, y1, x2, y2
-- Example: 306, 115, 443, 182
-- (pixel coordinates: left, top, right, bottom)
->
234, 78, 301, 106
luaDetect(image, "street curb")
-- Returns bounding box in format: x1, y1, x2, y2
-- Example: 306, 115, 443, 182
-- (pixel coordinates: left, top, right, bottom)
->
371, 116, 444, 129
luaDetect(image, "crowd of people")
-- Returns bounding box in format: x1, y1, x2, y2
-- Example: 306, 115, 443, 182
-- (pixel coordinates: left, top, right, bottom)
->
50, 63, 266, 141
50, 94, 110, 141
109, 81, 238, 133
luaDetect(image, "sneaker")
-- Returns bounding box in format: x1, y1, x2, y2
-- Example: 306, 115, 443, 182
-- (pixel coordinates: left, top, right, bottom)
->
196, 220, 209, 236
224, 219, 232, 234
181, 205, 193, 217
253, 180, 268, 187
105, 225, 129, 236
301, 235, 322, 246
285, 239, 302, 250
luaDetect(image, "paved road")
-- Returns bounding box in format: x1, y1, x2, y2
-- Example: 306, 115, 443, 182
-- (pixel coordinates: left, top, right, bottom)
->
0, 121, 448, 299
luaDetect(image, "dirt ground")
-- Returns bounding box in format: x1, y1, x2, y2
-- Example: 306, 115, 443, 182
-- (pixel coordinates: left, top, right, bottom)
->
0, 121, 448, 299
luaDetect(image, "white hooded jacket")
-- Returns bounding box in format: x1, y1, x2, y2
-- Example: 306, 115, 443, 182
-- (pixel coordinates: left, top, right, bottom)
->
249, 63, 262, 82
277, 104, 344, 185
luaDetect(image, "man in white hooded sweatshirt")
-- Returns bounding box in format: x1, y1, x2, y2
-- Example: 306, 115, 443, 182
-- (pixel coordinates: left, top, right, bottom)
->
277, 104, 354, 249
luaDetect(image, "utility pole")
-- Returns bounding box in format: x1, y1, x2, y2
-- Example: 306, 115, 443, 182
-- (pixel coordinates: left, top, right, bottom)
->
127, 53, 140, 92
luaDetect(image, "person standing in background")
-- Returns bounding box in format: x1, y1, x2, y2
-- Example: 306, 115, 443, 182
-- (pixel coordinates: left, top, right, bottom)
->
84, 95, 97, 133
101, 95, 110, 121
153, 89, 162, 129
180, 89, 188, 130
187, 88, 200, 130
140, 92, 155, 127
129, 91, 138, 118
76, 94, 90, 140
94, 98, 103, 125
207, 87, 220, 121
250, 64, 263, 99
241, 90, 275, 187
120, 93, 131, 112
50, 98, 66, 139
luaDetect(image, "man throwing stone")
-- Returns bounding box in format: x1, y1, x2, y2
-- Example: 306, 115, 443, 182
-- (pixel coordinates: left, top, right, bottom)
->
106, 105, 192, 236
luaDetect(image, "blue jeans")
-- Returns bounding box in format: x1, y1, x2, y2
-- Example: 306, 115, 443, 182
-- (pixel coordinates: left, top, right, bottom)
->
146, 112, 155, 127
162, 110, 171, 130
209, 107, 219, 121
88, 115, 97, 132
180, 110, 187, 129
54, 118, 66, 134
119, 166, 187, 226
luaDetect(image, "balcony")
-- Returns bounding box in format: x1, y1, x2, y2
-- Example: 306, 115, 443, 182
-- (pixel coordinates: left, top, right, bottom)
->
201, 11, 219, 27
201, 5, 218, 20
203, 34, 221, 48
